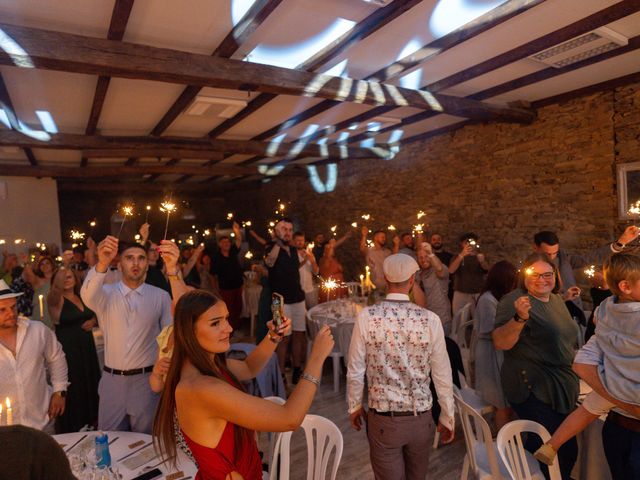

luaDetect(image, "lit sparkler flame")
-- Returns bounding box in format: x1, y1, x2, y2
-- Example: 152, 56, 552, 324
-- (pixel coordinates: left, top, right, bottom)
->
245, 251, 254, 259
89, 221, 96, 227
361, 214, 371, 221
159, 201, 176, 213
227, 212, 234, 220
584, 265, 596, 278
351, 222, 358, 228
417, 210, 426, 219
70, 230, 85, 241
628, 200, 640, 216
413, 224, 424, 233
387, 225, 396, 231
468, 239, 480, 248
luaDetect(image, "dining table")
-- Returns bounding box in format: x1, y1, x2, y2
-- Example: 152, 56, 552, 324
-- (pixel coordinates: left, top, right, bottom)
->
53, 430, 197, 480
306, 298, 364, 358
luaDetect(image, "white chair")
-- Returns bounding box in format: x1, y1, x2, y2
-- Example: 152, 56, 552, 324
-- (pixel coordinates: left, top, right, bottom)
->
270, 414, 343, 480
452, 303, 473, 349
496, 420, 560, 480
454, 386, 506, 479
263, 396, 286, 473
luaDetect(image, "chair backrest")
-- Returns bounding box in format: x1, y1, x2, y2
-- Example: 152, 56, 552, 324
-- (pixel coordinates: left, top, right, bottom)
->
453, 386, 503, 479
270, 414, 343, 480
496, 420, 561, 480
453, 303, 473, 348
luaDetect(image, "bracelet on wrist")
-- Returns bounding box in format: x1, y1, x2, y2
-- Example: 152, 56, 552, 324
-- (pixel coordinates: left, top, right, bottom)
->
301, 372, 320, 386
513, 313, 529, 323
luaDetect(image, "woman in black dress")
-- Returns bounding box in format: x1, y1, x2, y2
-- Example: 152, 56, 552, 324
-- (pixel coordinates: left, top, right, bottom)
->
48, 268, 101, 432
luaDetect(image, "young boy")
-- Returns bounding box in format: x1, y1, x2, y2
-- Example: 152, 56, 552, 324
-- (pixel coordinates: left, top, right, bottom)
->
534, 252, 640, 465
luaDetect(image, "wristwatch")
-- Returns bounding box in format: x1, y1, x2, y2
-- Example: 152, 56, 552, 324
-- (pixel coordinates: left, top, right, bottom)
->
513, 313, 528, 323
54, 391, 67, 398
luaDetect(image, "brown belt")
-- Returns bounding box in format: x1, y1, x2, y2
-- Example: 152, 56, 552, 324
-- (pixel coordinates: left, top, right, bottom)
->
608, 410, 640, 433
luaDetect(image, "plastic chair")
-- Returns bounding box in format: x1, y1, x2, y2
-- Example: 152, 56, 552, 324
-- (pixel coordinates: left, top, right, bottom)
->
270, 414, 343, 480
264, 396, 286, 473
455, 386, 533, 480
496, 420, 561, 480
453, 303, 474, 349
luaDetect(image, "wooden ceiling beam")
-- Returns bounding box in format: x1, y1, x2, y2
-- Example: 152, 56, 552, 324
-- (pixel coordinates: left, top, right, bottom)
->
57, 181, 228, 193
0, 130, 393, 160
0, 73, 37, 166
82, 0, 135, 167
0, 164, 303, 178
0, 24, 535, 124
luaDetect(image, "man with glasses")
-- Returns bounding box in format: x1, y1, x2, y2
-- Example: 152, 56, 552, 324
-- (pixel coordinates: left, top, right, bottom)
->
533, 227, 640, 309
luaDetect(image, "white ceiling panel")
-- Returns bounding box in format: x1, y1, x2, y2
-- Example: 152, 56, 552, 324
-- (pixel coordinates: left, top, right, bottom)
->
98, 78, 185, 135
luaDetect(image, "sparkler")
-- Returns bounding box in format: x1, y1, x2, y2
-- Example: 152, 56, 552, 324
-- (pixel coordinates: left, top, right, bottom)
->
13, 239, 24, 245
245, 251, 254, 259
89, 220, 96, 237
361, 214, 371, 221
417, 210, 426, 219
242, 220, 252, 227
307, 242, 315, 253
525, 267, 534, 276
117, 205, 134, 239
70, 230, 85, 241
203, 229, 211, 236
387, 225, 396, 231
160, 200, 177, 240
330, 225, 337, 236
584, 265, 596, 278
0, 239, 4, 245
413, 224, 424, 234
145, 205, 151, 223
351, 222, 358, 228
628, 200, 640, 216
226, 212, 234, 220
468, 238, 480, 248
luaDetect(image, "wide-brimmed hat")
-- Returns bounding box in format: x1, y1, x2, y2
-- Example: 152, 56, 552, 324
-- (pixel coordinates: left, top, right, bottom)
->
0, 279, 23, 300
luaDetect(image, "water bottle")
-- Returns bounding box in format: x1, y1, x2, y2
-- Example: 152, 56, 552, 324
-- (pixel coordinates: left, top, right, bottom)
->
95, 432, 112, 468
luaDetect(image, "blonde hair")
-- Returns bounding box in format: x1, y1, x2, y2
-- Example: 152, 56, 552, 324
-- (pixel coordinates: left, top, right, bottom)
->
603, 253, 640, 297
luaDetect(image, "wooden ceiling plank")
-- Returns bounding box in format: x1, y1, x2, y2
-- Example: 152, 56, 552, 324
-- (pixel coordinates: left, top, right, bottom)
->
145, 157, 180, 182
0, 164, 303, 178
57, 181, 227, 193
0, 130, 393, 160
0, 73, 37, 166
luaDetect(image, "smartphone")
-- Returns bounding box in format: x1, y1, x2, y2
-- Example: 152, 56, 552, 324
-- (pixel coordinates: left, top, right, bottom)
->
271, 292, 284, 328
131, 468, 162, 480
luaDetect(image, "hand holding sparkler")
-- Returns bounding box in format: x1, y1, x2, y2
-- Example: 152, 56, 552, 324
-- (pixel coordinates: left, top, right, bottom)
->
96, 236, 119, 272
617, 225, 640, 247
157, 240, 180, 275
514, 296, 531, 321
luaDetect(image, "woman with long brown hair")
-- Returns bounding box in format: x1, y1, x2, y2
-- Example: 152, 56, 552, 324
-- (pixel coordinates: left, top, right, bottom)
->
48, 267, 100, 432
153, 290, 334, 480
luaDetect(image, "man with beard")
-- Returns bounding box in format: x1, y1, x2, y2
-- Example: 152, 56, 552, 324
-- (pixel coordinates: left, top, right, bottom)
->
398, 232, 417, 260
81, 237, 172, 433
360, 226, 392, 292
265, 219, 307, 384
430, 233, 454, 267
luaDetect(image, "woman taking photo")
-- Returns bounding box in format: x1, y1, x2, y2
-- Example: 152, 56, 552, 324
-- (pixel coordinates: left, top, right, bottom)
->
492, 253, 580, 479
154, 290, 334, 479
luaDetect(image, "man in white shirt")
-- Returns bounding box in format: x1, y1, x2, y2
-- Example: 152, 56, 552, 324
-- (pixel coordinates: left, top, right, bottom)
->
0, 280, 68, 432
81, 237, 172, 433
294, 232, 319, 309
347, 254, 455, 480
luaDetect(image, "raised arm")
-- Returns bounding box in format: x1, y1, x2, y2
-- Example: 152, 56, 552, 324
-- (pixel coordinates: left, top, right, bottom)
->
158, 240, 194, 306
182, 327, 334, 432
334, 231, 352, 248
248, 229, 268, 246
449, 243, 473, 274
47, 269, 66, 325
232, 222, 242, 249
80, 235, 118, 312
182, 244, 204, 278
359, 226, 369, 255
412, 276, 427, 308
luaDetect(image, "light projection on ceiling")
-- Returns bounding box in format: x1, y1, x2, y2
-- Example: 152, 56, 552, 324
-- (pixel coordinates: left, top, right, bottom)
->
231, 0, 259, 27
0, 108, 52, 141
307, 163, 338, 193
429, 0, 508, 38
397, 38, 424, 90
0, 27, 34, 68
244, 18, 356, 69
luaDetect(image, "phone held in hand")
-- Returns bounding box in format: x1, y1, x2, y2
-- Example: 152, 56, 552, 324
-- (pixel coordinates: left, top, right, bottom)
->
271, 292, 285, 328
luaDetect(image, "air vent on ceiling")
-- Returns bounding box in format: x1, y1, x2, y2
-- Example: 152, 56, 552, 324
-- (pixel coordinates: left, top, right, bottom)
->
184, 96, 248, 118
528, 27, 628, 69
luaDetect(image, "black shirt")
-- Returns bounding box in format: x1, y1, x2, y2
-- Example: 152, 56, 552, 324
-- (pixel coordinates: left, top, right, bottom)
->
266, 242, 305, 304
434, 250, 454, 267
212, 244, 244, 290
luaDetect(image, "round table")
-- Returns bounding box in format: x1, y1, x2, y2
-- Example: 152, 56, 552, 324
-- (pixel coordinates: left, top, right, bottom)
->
53, 430, 197, 480
306, 299, 363, 358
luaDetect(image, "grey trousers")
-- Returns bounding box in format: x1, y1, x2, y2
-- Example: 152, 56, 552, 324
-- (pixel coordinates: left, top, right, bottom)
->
98, 371, 159, 434
367, 410, 435, 480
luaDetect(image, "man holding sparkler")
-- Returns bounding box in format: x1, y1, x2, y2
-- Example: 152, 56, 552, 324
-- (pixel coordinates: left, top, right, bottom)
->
212, 222, 245, 331
449, 233, 490, 316
294, 232, 319, 309
360, 226, 392, 292
347, 254, 454, 479
81, 236, 172, 433
265, 218, 307, 385
532, 227, 640, 309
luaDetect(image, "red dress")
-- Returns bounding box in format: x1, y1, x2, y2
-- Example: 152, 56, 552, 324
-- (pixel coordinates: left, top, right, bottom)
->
181, 422, 263, 480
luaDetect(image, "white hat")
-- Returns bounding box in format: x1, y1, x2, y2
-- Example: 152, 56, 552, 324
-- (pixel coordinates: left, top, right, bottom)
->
0, 279, 23, 300
383, 254, 420, 283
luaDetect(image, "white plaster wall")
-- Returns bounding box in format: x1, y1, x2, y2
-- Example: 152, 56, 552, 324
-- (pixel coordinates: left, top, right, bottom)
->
0, 176, 62, 253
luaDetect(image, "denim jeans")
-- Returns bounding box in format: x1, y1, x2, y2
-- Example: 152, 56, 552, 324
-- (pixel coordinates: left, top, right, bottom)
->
510, 393, 577, 480
602, 417, 640, 480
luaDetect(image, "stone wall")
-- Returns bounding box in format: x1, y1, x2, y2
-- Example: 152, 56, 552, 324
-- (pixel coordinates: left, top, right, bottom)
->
225, 83, 640, 285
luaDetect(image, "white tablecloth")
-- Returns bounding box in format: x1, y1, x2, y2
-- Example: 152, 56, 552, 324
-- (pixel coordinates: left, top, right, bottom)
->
306, 299, 363, 357
242, 282, 262, 318
53, 430, 197, 480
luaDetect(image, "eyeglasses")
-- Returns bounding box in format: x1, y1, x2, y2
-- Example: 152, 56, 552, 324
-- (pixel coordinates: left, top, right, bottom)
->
526, 271, 554, 280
